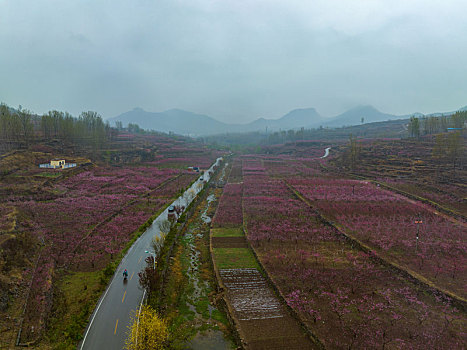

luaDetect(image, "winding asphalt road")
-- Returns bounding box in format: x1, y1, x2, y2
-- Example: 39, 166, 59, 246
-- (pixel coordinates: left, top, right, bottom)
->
79, 158, 222, 350
320, 147, 331, 158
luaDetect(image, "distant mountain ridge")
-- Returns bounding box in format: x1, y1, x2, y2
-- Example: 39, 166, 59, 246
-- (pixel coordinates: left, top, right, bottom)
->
108, 107, 327, 136
246, 108, 325, 131
425, 105, 467, 117
323, 105, 397, 127
108, 104, 466, 136
110, 108, 229, 136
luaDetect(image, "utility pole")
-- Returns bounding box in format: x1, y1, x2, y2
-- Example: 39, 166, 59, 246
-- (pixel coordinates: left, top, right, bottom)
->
145, 250, 156, 270
415, 217, 423, 252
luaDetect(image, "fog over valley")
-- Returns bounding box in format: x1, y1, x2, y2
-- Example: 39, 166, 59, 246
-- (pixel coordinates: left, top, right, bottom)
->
1, 1, 467, 122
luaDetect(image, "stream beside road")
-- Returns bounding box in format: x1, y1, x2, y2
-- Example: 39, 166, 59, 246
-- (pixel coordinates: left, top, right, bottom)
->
160, 160, 235, 349
183, 193, 235, 349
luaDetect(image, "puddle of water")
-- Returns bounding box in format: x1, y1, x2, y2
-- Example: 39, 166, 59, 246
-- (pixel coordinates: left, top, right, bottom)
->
184, 194, 214, 317
186, 329, 233, 350
201, 194, 216, 224
185, 233, 202, 300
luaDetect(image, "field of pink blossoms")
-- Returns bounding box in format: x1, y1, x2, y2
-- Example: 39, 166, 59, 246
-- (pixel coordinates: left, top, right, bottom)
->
212, 183, 243, 228
236, 152, 465, 349
2, 139, 222, 342
289, 177, 467, 299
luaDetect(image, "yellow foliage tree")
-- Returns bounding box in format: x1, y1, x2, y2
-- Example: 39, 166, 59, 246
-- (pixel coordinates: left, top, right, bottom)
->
125, 305, 168, 350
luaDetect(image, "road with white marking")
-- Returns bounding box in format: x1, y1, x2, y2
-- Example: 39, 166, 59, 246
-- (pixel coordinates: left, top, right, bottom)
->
79, 158, 222, 350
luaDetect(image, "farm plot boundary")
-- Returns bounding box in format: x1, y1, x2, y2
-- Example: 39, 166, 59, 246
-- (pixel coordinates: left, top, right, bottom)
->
285, 181, 467, 311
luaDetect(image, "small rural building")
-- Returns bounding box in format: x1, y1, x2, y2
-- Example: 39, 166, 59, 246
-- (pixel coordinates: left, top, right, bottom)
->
39, 159, 77, 169
51, 159, 65, 168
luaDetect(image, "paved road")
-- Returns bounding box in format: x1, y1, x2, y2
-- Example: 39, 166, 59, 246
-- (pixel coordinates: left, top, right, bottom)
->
79, 158, 222, 350
320, 147, 331, 158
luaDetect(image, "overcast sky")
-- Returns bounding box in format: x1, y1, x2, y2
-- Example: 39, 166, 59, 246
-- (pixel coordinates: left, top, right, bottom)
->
1, 0, 466, 123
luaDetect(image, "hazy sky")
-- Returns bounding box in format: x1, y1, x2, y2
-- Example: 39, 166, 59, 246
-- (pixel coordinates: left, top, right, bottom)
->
1, 0, 466, 123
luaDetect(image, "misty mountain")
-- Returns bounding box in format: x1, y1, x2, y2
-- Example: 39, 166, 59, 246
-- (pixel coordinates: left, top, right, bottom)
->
278, 108, 325, 128
246, 108, 325, 131
108, 108, 229, 136
322, 105, 397, 127
425, 105, 467, 117
109, 107, 325, 136
109, 104, 466, 136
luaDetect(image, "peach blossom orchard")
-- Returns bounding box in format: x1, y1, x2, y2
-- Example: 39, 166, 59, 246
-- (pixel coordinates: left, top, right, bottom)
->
213, 147, 466, 349
8, 139, 223, 342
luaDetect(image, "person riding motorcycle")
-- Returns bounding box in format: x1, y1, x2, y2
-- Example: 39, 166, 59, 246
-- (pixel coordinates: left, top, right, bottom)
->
123, 269, 128, 278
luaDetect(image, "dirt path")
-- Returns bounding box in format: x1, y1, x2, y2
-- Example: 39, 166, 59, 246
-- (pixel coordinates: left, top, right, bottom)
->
211, 236, 317, 349
392, 190, 467, 229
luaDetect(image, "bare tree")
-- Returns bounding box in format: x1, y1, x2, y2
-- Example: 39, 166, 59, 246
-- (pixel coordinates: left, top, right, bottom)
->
157, 219, 172, 235
151, 232, 167, 257
183, 189, 196, 203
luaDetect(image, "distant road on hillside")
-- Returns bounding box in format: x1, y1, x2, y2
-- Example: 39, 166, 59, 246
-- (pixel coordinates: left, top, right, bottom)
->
320, 147, 331, 158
